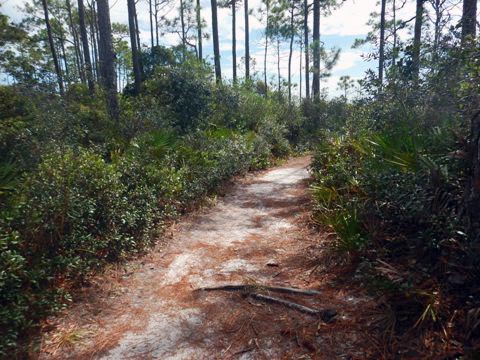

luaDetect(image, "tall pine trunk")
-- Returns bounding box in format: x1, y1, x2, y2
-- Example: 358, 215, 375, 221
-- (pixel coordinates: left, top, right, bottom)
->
96, 0, 119, 123
287, 2, 295, 105
211, 0, 222, 83
462, 0, 477, 42
89, 0, 100, 80
463, 0, 480, 241
263, 0, 269, 89
303, 0, 309, 99
127, 0, 142, 94
392, 0, 397, 66
244, 0, 250, 80
155, 0, 159, 45
59, 35, 70, 82
149, 0, 154, 48
378, 0, 386, 86
41, 0, 64, 94
277, 38, 280, 93
232, 0, 237, 82
299, 39, 302, 100
312, 0, 320, 98
180, 0, 186, 50
66, 0, 85, 83
412, 0, 424, 81
196, 0, 202, 60
78, 0, 95, 94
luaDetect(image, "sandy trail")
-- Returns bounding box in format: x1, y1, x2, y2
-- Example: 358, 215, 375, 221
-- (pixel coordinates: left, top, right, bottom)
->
39, 156, 374, 359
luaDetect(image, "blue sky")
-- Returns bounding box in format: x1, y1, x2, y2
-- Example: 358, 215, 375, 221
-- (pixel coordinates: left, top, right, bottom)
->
3, 0, 463, 97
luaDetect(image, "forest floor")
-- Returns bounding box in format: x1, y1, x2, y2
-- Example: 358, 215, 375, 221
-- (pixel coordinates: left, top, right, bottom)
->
37, 156, 380, 359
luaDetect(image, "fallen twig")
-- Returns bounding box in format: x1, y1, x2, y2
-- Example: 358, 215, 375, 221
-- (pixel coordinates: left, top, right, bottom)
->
196, 284, 320, 296
249, 293, 321, 316
250, 293, 337, 322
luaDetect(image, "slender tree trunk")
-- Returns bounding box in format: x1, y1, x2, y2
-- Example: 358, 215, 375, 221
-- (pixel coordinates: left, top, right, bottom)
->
412, 0, 424, 81
78, 0, 95, 94
312, 0, 320, 98
88, 0, 99, 80
149, 0, 154, 48
196, 0, 202, 60
263, 0, 269, 89
127, 0, 142, 93
180, 0, 186, 49
299, 39, 302, 100
133, 2, 142, 75
211, 0, 222, 83
277, 38, 280, 93
134, 4, 141, 52
66, 0, 85, 83
432, 0, 441, 62
155, 0, 159, 46
304, 0, 309, 99
462, 0, 477, 43
463, 0, 480, 241
41, 0, 64, 94
96, 0, 119, 123
59, 35, 70, 82
379, 0, 386, 86
392, 0, 397, 66
232, 0, 237, 82
244, 0, 250, 80
288, 3, 295, 105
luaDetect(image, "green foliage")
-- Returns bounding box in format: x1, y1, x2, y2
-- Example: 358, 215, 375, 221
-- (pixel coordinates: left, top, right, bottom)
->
308, 39, 476, 349
0, 59, 297, 356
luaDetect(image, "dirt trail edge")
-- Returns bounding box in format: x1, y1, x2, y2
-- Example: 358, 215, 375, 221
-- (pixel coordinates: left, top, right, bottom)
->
39, 156, 376, 359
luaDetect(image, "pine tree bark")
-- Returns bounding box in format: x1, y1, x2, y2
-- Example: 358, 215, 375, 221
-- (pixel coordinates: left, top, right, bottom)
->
59, 35, 70, 82
211, 0, 222, 83
304, 0, 310, 99
66, 0, 85, 83
312, 0, 320, 98
461, 0, 477, 43
287, 2, 295, 105
196, 0, 202, 60
88, 0, 99, 80
299, 39, 302, 100
244, 0, 250, 80
379, 0, 386, 86
392, 0, 397, 66
41, 0, 64, 94
412, 0, 424, 81
149, 0, 154, 48
463, 0, 479, 241
180, 0, 186, 49
232, 0, 237, 82
155, 0, 159, 45
277, 38, 281, 92
78, 0, 95, 94
134, 4, 141, 54
96, 0, 119, 123
263, 0, 269, 89
127, 0, 142, 94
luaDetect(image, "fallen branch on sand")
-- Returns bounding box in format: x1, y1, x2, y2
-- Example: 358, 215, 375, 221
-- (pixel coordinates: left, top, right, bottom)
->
195, 284, 336, 321
196, 284, 321, 296
249, 293, 336, 321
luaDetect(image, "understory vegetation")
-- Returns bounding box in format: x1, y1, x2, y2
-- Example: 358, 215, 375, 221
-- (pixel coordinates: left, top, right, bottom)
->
310, 40, 480, 356
0, 52, 299, 355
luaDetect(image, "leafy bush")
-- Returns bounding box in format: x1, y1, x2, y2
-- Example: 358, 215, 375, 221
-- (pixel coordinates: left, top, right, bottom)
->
310, 109, 469, 342
0, 67, 299, 355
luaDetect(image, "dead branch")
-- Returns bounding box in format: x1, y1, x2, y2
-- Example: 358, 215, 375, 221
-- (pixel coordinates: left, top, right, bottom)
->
251, 293, 337, 322
196, 284, 321, 296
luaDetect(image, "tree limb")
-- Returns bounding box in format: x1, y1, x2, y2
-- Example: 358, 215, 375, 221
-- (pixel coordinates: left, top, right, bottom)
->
196, 284, 321, 296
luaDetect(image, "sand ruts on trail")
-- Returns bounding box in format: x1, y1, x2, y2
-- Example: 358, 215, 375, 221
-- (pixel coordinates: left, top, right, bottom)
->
39, 156, 377, 359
